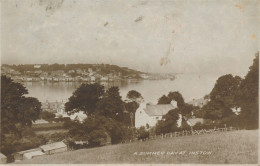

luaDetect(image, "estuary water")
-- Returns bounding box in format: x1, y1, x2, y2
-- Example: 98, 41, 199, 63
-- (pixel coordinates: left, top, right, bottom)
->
23, 73, 219, 104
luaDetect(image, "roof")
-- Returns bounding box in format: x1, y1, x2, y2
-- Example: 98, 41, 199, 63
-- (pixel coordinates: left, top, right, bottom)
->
188, 98, 209, 108
23, 151, 45, 159
33, 119, 49, 124
15, 148, 41, 155
187, 118, 204, 126
69, 111, 87, 122
144, 104, 175, 116
0, 153, 6, 158
40, 141, 67, 151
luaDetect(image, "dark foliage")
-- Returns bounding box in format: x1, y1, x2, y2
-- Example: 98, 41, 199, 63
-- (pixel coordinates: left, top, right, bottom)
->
65, 83, 105, 115
168, 91, 185, 107
236, 52, 259, 129
155, 109, 179, 134
158, 95, 171, 104
1, 75, 41, 145
126, 90, 143, 102
39, 111, 56, 120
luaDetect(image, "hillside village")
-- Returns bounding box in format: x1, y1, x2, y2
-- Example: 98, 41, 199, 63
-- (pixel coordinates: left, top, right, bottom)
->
1, 64, 176, 83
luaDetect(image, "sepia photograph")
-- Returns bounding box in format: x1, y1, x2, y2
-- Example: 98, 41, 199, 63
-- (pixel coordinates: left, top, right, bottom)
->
0, 0, 259, 165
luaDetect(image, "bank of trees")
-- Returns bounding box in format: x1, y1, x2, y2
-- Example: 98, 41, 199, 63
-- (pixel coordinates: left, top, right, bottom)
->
155, 52, 259, 134
1, 76, 43, 161
64, 85, 142, 146
194, 52, 259, 129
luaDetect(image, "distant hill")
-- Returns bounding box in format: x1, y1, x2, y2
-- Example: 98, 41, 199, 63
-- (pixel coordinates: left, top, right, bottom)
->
1, 64, 145, 77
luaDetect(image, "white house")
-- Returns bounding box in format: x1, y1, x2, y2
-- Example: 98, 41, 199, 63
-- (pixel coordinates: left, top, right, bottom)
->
32, 119, 49, 124
69, 111, 87, 123
40, 141, 67, 155
135, 101, 182, 128
34, 64, 41, 69
13, 148, 45, 162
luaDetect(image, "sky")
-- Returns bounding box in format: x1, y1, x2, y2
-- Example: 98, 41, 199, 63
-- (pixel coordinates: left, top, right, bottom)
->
1, 0, 259, 77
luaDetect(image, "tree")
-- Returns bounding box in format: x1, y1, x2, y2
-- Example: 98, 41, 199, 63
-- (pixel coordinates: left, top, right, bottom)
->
167, 91, 185, 107
210, 74, 241, 108
1, 76, 41, 158
236, 52, 259, 129
136, 126, 149, 140
201, 100, 233, 121
179, 103, 196, 117
155, 109, 180, 134
67, 115, 126, 146
157, 95, 171, 104
195, 74, 242, 124
39, 111, 56, 121
1, 76, 41, 138
65, 83, 105, 115
126, 90, 143, 103
96, 87, 125, 122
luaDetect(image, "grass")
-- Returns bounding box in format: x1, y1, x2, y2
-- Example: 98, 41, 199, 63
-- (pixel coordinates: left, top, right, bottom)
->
34, 129, 68, 135
18, 130, 258, 164
32, 122, 67, 135
32, 122, 64, 129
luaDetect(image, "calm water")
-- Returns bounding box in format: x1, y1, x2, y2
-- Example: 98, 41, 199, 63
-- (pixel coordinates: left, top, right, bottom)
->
23, 74, 219, 104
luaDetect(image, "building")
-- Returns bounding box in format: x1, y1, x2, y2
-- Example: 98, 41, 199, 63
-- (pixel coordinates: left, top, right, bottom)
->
90, 76, 95, 82
40, 141, 67, 155
188, 98, 210, 108
88, 68, 93, 73
186, 118, 204, 127
34, 64, 41, 69
0, 153, 7, 164
13, 148, 45, 161
32, 119, 49, 124
41, 101, 65, 113
135, 101, 180, 128
69, 111, 87, 123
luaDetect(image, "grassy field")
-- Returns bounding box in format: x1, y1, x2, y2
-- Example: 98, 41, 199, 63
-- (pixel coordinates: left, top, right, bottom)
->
32, 122, 67, 135
18, 130, 258, 164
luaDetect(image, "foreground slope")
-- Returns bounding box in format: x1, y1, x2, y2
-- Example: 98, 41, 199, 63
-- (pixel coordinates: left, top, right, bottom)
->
18, 130, 258, 164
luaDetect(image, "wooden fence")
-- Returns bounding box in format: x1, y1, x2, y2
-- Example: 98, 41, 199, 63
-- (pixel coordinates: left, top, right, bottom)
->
123, 126, 239, 143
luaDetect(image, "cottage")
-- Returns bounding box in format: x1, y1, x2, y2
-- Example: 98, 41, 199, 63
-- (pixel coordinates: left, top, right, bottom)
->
135, 101, 181, 128
32, 119, 49, 124
188, 98, 210, 108
13, 148, 44, 161
70, 111, 87, 123
40, 141, 67, 155
0, 153, 7, 164
34, 64, 41, 69
186, 118, 204, 127
90, 76, 96, 82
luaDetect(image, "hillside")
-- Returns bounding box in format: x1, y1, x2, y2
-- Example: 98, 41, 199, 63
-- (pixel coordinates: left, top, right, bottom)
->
18, 130, 258, 164
2, 64, 144, 76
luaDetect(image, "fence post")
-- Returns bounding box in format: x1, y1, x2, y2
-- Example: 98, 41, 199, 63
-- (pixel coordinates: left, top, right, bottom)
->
174, 132, 176, 137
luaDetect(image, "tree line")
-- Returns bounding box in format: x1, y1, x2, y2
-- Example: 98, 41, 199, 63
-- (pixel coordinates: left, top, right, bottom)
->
153, 52, 259, 135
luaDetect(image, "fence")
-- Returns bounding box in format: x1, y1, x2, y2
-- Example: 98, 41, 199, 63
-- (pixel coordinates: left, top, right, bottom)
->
123, 126, 239, 143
